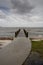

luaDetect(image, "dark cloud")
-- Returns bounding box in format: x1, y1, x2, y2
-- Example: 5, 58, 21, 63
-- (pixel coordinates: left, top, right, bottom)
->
0, 0, 11, 10
11, 0, 34, 14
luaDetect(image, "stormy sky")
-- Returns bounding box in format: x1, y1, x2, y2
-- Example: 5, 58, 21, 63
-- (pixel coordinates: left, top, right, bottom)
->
0, 0, 43, 27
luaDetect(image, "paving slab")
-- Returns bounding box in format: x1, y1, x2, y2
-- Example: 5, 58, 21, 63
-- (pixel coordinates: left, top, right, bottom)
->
0, 37, 31, 65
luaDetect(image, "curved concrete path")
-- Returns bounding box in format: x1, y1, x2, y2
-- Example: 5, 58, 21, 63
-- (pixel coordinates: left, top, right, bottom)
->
0, 37, 31, 65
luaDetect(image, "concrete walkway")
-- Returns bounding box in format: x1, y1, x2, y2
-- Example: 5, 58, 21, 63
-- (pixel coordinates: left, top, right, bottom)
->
17, 29, 25, 37
0, 37, 31, 65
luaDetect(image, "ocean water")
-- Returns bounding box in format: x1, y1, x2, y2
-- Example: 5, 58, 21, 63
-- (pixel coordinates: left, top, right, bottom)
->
0, 27, 43, 37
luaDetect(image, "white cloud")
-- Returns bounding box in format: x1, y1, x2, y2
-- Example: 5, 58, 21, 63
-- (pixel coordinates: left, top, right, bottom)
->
0, 12, 43, 27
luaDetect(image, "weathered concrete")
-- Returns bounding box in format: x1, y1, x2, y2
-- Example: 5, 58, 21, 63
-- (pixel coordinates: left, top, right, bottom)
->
0, 37, 31, 65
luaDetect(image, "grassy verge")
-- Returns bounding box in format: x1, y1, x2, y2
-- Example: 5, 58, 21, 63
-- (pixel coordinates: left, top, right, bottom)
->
31, 40, 43, 58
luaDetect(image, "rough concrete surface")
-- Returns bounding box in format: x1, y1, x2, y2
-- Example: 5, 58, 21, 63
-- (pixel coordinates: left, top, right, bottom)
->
0, 37, 31, 65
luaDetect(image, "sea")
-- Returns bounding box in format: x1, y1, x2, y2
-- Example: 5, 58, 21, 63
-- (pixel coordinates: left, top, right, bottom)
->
0, 27, 43, 37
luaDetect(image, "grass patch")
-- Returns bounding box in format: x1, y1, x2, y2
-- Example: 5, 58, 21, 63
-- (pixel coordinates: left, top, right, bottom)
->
31, 40, 43, 58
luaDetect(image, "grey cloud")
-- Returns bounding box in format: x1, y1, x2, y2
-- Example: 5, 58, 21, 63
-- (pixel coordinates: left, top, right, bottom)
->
11, 0, 34, 14
31, 0, 43, 6
0, 0, 12, 9
30, 0, 43, 17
